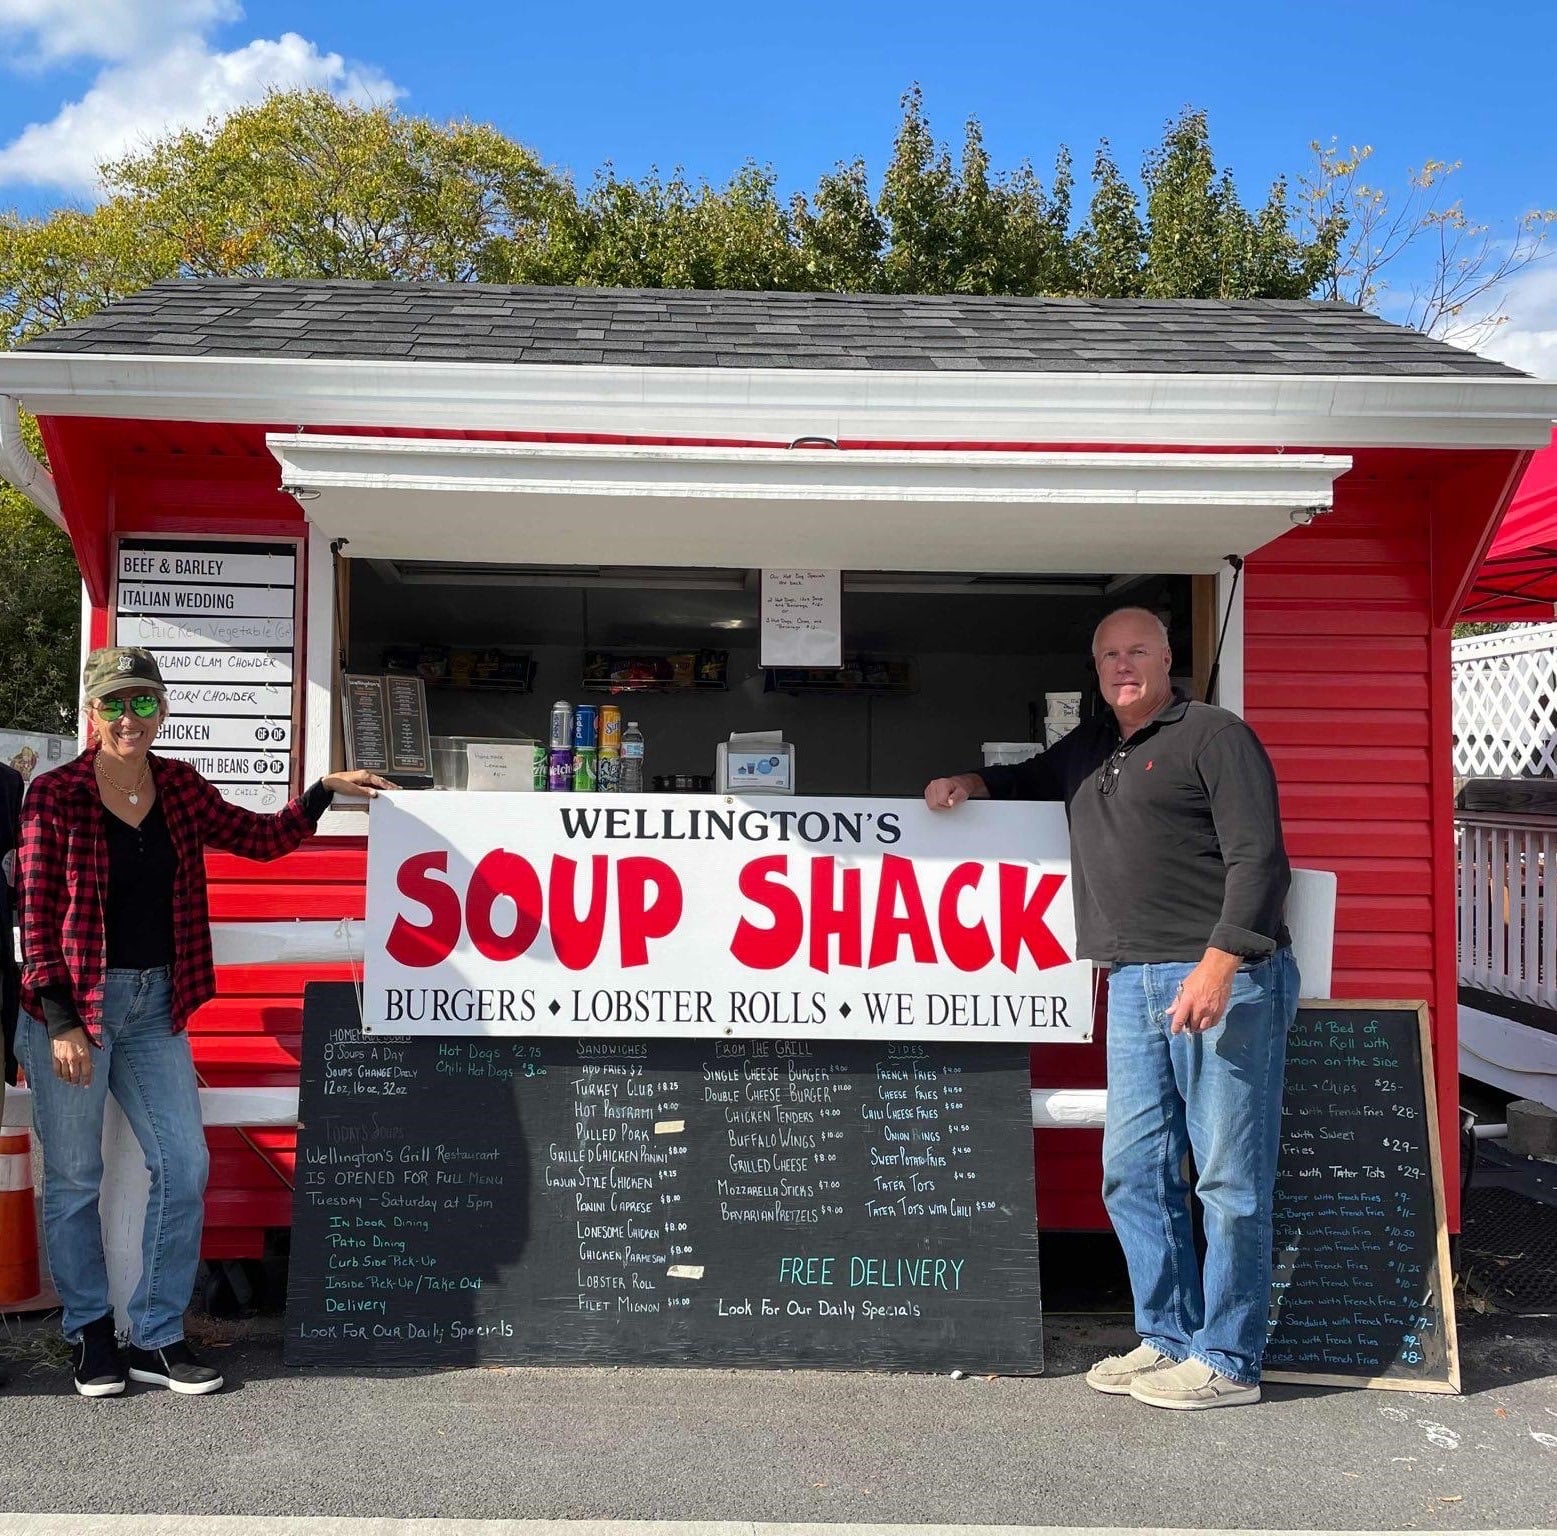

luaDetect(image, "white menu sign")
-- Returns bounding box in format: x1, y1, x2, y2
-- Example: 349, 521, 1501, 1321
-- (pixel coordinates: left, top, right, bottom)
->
115, 539, 300, 808
760, 569, 842, 667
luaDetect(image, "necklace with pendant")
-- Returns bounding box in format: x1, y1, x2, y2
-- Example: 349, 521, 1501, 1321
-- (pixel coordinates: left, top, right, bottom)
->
96, 755, 151, 806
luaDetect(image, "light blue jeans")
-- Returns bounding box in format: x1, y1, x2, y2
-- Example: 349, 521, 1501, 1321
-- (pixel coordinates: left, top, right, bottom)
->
1102, 947, 1298, 1385
18, 969, 209, 1348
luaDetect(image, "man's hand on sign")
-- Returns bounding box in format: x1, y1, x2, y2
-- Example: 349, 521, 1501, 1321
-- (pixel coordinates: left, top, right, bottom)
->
1165, 949, 1243, 1035
924, 774, 988, 811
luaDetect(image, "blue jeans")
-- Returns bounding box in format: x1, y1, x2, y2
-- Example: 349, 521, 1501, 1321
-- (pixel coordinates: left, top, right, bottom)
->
1102, 947, 1297, 1384
18, 969, 209, 1348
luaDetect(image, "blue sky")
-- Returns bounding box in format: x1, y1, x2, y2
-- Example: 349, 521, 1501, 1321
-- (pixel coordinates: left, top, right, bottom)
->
1, 1, 1554, 368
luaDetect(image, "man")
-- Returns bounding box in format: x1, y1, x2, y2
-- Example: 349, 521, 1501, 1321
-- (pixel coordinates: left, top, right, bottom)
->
925, 606, 1297, 1410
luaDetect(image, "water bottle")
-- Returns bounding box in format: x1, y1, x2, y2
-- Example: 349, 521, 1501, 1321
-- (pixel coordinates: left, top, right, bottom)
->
620, 721, 646, 792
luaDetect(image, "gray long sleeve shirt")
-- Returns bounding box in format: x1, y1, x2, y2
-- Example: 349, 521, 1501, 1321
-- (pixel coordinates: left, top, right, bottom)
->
977, 691, 1291, 966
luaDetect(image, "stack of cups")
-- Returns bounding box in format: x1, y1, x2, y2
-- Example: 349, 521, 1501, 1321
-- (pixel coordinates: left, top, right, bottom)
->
1044, 691, 1081, 748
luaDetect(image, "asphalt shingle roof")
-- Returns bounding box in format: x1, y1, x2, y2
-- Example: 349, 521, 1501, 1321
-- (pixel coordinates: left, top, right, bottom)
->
18, 278, 1525, 378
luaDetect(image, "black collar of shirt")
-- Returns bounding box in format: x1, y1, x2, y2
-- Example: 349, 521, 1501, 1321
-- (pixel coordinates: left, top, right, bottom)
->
1104, 686, 1192, 745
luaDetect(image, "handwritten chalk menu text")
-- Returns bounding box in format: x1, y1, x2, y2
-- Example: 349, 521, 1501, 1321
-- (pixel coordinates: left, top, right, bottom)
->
1263, 1002, 1459, 1393
114, 538, 299, 812
286, 983, 1042, 1372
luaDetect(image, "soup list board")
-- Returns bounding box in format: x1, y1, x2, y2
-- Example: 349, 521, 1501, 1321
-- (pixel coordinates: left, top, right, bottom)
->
285, 983, 1044, 1373
114, 537, 300, 811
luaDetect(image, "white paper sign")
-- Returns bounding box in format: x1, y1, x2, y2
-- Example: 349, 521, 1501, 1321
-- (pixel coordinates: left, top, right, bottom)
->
117, 584, 295, 619
761, 569, 842, 667
158, 717, 290, 751
118, 548, 295, 586
165, 684, 294, 717
155, 748, 292, 783
361, 793, 1093, 1043
465, 743, 537, 792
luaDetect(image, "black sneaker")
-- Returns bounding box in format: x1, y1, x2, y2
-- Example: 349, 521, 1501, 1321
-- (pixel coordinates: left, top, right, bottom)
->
124, 1339, 224, 1395
72, 1312, 126, 1398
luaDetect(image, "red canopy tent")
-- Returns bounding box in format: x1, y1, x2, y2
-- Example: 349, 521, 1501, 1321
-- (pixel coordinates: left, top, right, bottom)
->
1462, 426, 1557, 619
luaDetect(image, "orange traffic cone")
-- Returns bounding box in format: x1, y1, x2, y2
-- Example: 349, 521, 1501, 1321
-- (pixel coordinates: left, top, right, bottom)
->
0, 1129, 41, 1305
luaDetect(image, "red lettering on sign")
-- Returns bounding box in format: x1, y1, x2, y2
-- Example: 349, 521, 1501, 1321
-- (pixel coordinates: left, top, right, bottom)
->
808, 856, 862, 972
938, 862, 994, 972
730, 855, 803, 969
549, 855, 610, 969
385, 851, 462, 968
466, 850, 543, 962
616, 857, 683, 967
998, 866, 1068, 971
868, 854, 938, 969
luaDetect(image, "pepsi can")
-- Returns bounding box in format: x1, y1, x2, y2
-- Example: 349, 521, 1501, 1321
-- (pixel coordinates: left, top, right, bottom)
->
549, 701, 573, 751
572, 703, 599, 751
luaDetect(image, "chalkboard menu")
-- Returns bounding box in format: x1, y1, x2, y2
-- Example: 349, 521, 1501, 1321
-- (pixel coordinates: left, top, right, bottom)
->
1264, 1002, 1459, 1393
286, 983, 1042, 1373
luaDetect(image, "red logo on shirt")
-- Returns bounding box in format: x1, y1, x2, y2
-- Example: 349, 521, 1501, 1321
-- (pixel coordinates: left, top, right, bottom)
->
1145, 761, 1154, 771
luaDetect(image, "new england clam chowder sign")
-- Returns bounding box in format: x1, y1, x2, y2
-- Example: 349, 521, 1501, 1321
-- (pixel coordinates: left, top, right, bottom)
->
362, 794, 1092, 1043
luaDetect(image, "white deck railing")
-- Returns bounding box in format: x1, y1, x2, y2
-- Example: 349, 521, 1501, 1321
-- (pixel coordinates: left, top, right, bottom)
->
1456, 811, 1557, 1010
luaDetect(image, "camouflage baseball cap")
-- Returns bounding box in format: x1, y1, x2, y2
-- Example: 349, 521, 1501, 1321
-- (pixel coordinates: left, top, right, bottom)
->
83, 646, 167, 701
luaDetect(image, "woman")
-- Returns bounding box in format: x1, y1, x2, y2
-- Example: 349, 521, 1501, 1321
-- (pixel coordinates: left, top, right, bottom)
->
17, 646, 392, 1397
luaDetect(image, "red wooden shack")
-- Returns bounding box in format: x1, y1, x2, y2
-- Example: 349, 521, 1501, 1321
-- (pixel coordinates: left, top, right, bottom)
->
3, 281, 1553, 1250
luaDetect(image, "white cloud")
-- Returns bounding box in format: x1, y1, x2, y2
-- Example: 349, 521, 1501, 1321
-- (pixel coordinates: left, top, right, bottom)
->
0, 4, 399, 197
0, 0, 240, 65
1466, 263, 1557, 380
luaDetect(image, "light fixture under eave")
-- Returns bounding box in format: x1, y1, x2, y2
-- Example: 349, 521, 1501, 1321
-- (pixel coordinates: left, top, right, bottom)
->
281, 482, 321, 502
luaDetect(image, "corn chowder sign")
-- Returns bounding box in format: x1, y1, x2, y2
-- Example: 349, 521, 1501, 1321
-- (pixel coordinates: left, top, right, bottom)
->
362, 794, 1092, 1043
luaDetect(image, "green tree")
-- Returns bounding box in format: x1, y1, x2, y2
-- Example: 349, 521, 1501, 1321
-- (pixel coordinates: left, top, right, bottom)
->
0, 424, 79, 733
1077, 142, 1146, 296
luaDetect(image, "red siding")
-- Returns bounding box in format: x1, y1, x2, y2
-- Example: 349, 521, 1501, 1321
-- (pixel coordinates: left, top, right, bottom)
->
49, 421, 1508, 1248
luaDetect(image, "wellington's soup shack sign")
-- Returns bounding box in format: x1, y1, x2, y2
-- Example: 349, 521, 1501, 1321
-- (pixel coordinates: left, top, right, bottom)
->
363, 793, 1091, 1043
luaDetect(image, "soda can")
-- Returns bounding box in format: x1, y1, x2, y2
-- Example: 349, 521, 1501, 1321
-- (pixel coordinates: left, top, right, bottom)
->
572, 703, 599, 751
597, 750, 620, 793
549, 701, 573, 751
600, 706, 623, 753
572, 747, 598, 792
547, 748, 573, 792
532, 742, 547, 793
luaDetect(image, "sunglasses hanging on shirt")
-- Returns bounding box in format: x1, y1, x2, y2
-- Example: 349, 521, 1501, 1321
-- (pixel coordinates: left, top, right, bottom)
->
95, 693, 162, 721
1095, 740, 1138, 797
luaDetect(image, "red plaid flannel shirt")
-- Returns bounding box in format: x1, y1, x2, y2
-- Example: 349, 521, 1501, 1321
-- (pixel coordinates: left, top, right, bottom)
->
19, 747, 316, 1035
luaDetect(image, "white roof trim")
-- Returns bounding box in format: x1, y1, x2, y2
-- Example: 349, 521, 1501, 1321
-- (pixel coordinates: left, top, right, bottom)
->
2, 352, 1556, 448
267, 434, 1351, 574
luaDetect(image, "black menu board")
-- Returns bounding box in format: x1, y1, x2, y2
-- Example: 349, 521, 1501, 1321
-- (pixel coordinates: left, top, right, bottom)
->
1263, 1001, 1459, 1393
341, 674, 390, 774
341, 673, 431, 784
383, 674, 432, 776
286, 983, 1042, 1373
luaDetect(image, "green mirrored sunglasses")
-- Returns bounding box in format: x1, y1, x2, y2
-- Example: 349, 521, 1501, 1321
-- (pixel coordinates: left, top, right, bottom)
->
95, 693, 162, 721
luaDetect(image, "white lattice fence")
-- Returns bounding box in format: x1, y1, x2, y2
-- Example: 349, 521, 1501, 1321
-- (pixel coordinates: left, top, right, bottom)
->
1453, 623, 1557, 778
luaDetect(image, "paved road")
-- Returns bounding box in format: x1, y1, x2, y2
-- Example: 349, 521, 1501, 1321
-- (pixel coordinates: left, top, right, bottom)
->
0, 1315, 1552, 1529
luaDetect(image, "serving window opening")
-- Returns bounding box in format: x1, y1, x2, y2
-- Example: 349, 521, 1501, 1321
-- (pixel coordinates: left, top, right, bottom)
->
337, 562, 1216, 797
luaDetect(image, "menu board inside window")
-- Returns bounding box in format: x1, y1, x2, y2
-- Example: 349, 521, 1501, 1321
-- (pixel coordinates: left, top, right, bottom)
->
114, 538, 300, 812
